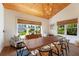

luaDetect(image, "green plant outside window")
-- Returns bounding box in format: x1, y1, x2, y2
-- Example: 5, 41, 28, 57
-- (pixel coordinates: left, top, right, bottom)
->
18, 24, 41, 36
57, 25, 65, 34
57, 23, 77, 36
67, 23, 77, 35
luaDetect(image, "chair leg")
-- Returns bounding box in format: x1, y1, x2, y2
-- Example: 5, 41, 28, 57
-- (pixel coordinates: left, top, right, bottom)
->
48, 50, 52, 56
67, 44, 70, 53
52, 43, 60, 56
66, 43, 69, 56
61, 49, 64, 56
39, 51, 42, 56
65, 48, 68, 56
61, 44, 65, 56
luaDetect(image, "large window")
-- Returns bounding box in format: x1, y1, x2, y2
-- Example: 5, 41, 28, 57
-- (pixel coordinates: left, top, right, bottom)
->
17, 24, 41, 36
57, 19, 77, 36
57, 23, 77, 35
57, 25, 65, 34
67, 23, 77, 35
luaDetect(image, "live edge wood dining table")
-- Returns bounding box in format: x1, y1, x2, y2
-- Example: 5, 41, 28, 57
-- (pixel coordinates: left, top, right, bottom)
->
25, 36, 58, 51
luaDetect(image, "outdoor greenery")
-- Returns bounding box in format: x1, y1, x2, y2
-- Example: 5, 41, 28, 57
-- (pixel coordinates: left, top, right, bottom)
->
18, 24, 41, 36
19, 30, 26, 35
57, 23, 77, 35
67, 23, 77, 35
57, 25, 65, 34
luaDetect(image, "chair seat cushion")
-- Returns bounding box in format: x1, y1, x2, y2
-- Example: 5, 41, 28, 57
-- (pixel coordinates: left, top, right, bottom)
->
39, 45, 51, 52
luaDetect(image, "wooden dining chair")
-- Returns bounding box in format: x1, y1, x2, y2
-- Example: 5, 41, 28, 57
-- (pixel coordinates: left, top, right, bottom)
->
17, 47, 32, 56
38, 45, 52, 56
53, 35, 70, 56
49, 38, 70, 56
49, 43, 61, 56
57, 38, 70, 56
38, 43, 61, 56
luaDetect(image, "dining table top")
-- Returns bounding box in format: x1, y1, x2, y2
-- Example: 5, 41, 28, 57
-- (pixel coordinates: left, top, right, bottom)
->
25, 36, 58, 51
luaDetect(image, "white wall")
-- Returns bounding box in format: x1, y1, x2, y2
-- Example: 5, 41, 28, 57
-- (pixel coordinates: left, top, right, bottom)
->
0, 4, 4, 52
4, 9, 49, 46
49, 3, 79, 43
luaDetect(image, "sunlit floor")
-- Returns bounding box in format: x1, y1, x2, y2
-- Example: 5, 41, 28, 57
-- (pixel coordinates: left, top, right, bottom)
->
0, 44, 79, 56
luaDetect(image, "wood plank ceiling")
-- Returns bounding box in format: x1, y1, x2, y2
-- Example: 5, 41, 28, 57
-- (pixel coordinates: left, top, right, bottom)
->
3, 3, 70, 19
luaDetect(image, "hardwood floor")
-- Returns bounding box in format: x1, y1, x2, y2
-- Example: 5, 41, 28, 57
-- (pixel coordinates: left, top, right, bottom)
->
0, 46, 17, 56
0, 44, 79, 56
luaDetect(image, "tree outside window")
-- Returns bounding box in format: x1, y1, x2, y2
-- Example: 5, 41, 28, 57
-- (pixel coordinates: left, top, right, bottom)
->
57, 25, 65, 34
57, 23, 77, 36
67, 23, 77, 35
17, 24, 41, 36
